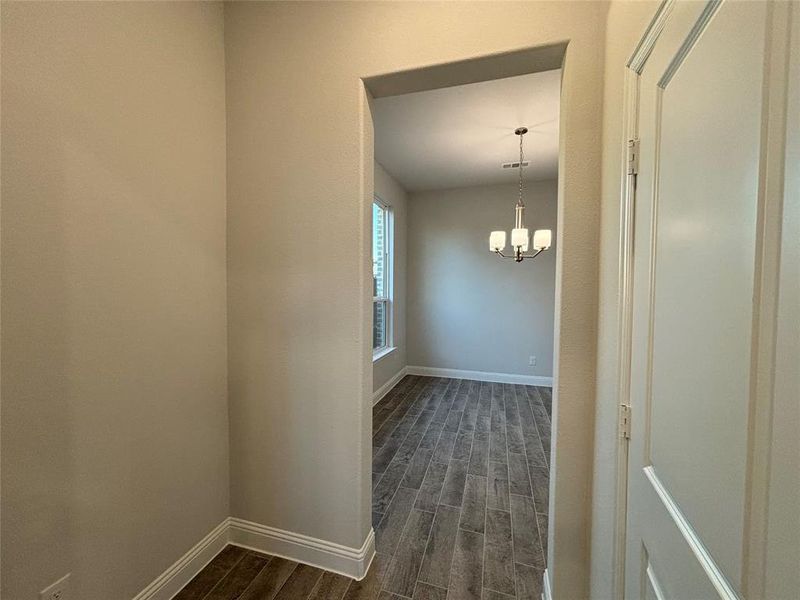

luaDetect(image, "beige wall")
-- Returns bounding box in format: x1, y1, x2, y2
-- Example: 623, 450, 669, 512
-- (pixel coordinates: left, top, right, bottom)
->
0, 3, 229, 598
224, 2, 606, 596
766, 6, 799, 592
373, 162, 408, 394
407, 181, 556, 378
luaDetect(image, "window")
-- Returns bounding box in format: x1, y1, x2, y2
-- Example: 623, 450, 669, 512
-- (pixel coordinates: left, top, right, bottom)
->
373, 199, 393, 357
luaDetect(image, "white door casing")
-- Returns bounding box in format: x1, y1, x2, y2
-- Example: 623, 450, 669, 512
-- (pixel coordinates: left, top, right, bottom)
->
621, 1, 795, 599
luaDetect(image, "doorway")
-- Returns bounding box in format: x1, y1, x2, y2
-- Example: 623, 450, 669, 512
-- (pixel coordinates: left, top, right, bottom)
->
365, 62, 561, 599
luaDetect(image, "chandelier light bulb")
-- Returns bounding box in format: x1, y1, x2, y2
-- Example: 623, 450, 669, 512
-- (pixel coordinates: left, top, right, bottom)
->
533, 229, 552, 251
490, 231, 507, 252
511, 228, 529, 251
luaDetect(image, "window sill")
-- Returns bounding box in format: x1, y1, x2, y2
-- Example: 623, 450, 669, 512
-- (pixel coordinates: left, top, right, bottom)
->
373, 346, 397, 363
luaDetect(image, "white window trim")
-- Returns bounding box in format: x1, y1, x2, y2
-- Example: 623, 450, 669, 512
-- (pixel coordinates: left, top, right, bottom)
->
373, 346, 397, 363
373, 196, 394, 360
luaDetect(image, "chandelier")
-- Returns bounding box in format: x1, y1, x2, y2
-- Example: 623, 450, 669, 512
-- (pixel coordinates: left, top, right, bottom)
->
489, 127, 552, 262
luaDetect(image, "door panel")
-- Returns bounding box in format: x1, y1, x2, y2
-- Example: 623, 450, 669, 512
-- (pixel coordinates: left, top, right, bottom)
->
624, 1, 775, 598
648, 0, 765, 580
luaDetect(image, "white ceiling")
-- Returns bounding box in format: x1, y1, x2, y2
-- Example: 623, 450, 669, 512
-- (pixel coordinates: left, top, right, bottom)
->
373, 69, 561, 193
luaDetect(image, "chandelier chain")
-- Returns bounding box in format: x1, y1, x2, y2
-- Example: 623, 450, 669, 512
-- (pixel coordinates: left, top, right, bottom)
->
488, 126, 551, 262
518, 131, 525, 207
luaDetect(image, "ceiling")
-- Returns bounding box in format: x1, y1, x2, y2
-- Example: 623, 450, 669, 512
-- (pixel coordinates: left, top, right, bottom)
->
373, 69, 561, 193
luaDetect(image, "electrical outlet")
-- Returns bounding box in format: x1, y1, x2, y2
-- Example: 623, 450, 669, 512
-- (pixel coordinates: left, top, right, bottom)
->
529, 355, 536, 367
40, 573, 70, 600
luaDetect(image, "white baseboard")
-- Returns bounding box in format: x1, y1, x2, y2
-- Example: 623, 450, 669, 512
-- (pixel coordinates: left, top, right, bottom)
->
228, 518, 375, 581
373, 367, 408, 406
135, 518, 375, 598
407, 365, 553, 387
542, 567, 553, 600
132, 518, 229, 600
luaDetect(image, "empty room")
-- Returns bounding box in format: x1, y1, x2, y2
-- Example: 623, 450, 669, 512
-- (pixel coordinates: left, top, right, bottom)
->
1, 1, 797, 600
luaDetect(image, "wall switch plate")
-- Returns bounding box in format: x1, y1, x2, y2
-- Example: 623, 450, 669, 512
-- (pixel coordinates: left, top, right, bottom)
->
40, 573, 70, 600
529, 356, 536, 367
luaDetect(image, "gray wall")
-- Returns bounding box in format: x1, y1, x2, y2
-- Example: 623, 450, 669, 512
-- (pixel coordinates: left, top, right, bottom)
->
373, 163, 408, 393
0, 3, 229, 598
407, 181, 557, 378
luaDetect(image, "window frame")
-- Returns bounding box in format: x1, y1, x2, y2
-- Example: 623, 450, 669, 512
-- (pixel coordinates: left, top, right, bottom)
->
372, 196, 394, 360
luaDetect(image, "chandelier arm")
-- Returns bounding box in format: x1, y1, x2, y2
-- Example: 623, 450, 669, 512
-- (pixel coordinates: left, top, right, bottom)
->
493, 248, 547, 261
517, 249, 546, 260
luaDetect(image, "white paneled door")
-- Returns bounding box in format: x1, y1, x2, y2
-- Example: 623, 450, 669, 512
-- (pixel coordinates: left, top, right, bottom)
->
623, 1, 795, 599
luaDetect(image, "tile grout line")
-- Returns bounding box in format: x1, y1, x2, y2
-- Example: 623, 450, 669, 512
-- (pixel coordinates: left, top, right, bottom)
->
379, 378, 448, 597
378, 376, 430, 439
502, 384, 518, 599
372, 378, 414, 432
373, 377, 428, 451
380, 378, 455, 597
517, 384, 541, 573
371, 378, 436, 574
374, 377, 437, 508
371, 378, 425, 485
409, 498, 441, 598
411, 380, 466, 597
540, 385, 552, 562
530, 386, 550, 468
522, 384, 549, 581
230, 554, 283, 600
526, 385, 549, 556
196, 549, 250, 600
409, 399, 450, 511
372, 378, 436, 502
531, 385, 549, 565
419, 378, 471, 600
509, 384, 524, 600
305, 567, 345, 600
420, 379, 472, 595
480, 380, 492, 599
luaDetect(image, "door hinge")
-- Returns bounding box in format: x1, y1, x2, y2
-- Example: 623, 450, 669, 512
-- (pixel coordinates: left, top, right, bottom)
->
627, 138, 640, 176
619, 403, 631, 440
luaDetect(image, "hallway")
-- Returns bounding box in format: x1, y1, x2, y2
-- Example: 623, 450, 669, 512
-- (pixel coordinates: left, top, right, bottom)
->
3, 2, 797, 597
175, 375, 551, 599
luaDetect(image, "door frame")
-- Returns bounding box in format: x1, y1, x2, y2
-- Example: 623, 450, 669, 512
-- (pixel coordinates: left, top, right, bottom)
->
611, 2, 675, 597
362, 38, 598, 599
612, 1, 794, 598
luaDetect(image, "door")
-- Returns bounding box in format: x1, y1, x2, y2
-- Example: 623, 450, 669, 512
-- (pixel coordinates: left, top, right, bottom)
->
623, 1, 792, 598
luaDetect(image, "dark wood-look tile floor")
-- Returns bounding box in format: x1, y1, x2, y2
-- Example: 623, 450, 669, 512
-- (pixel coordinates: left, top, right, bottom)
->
175, 376, 552, 600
